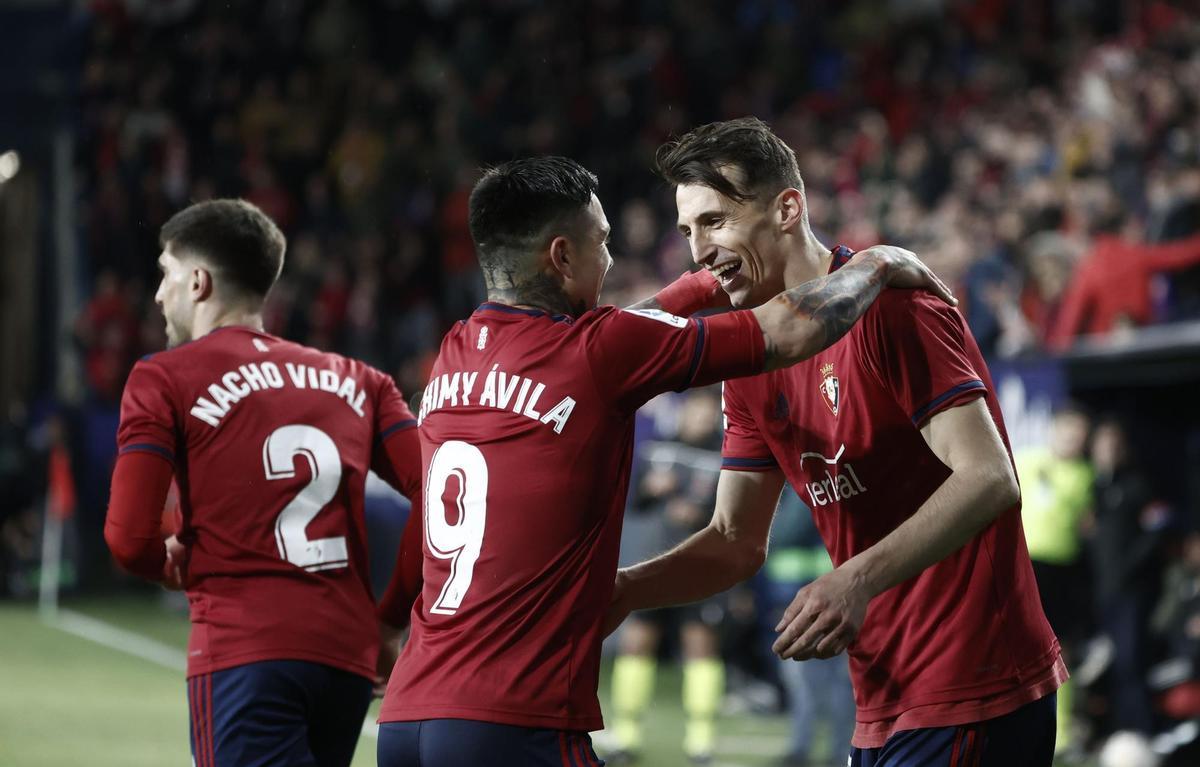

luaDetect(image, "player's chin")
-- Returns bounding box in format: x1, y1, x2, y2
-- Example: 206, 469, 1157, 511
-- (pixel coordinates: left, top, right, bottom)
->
725, 283, 757, 309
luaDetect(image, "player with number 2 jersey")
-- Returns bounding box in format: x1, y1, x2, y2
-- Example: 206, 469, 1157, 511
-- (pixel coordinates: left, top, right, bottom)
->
105, 200, 423, 767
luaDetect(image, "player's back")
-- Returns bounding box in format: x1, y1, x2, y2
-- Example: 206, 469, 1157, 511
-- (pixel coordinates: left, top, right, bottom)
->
119, 326, 415, 678
381, 301, 765, 731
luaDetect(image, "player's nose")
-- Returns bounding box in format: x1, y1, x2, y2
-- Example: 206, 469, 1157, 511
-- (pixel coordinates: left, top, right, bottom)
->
689, 234, 716, 267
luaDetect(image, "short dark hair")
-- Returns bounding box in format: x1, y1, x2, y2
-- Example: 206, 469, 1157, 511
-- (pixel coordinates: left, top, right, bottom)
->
159, 199, 285, 298
468, 156, 599, 275
655, 117, 803, 203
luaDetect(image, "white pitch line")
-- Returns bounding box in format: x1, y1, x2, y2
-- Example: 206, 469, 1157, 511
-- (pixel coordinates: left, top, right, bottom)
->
51, 608, 188, 672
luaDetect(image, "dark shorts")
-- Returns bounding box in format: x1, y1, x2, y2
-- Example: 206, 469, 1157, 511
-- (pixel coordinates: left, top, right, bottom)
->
378, 719, 605, 767
850, 693, 1056, 767
188, 659, 373, 767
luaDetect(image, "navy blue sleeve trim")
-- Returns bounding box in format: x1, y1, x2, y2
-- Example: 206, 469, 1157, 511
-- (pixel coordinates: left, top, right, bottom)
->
722, 456, 779, 470
677, 317, 707, 392
119, 443, 175, 463
379, 419, 417, 442
910, 380, 986, 426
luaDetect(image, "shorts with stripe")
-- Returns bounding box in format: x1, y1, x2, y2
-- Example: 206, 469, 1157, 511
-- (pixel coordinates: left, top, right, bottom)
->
377, 719, 604, 767
850, 692, 1056, 767
188, 659, 372, 767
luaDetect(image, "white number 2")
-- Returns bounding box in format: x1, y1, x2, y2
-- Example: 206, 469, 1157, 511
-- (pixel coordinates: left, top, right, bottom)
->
263, 425, 348, 572
425, 440, 488, 615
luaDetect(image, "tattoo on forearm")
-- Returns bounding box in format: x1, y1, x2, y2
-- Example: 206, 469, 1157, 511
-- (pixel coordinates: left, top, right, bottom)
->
765, 258, 885, 365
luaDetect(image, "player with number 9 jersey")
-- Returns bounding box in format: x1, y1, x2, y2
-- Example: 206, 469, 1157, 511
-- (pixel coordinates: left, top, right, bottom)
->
380, 301, 765, 735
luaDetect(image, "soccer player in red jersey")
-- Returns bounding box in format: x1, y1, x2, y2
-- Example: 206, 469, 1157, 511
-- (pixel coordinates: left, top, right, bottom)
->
104, 199, 424, 767
606, 118, 1065, 766
376, 157, 954, 767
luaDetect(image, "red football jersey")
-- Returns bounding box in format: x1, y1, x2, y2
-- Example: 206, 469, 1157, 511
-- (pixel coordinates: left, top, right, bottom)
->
380, 302, 765, 731
116, 326, 418, 679
721, 250, 1063, 747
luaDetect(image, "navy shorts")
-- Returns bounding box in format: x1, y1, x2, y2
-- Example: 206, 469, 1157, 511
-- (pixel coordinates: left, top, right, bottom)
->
188, 659, 373, 767
850, 692, 1056, 767
378, 719, 605, 767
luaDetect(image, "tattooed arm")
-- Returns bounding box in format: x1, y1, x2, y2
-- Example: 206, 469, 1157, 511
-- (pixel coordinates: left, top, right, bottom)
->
751, 246, 955, 371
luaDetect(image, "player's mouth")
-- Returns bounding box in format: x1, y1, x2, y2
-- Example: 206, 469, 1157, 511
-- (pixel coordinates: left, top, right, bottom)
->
709, 259, 744, 286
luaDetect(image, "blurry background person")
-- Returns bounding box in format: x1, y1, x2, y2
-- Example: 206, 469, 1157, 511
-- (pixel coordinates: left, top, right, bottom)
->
610, 388, 728, 764
1016, 404, 1095, 753
763, 485, 855, 767
1090, 418, 1170, 736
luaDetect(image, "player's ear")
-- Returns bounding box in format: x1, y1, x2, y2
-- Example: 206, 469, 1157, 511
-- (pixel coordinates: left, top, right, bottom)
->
191, 266, 215, 303
777, 188, 805, 232
547, 235, 575, 280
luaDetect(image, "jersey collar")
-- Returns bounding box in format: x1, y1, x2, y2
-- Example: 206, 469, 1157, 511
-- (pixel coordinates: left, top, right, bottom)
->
474, 302, 573, 323
828, 245, 855, 274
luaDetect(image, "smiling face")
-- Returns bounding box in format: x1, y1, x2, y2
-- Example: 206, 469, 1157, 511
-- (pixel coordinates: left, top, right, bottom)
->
674, 180, 792, 309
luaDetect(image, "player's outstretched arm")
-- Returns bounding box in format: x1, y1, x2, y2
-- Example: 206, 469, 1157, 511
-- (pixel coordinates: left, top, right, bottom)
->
603, 468, 785, 636
753, 246, 956, 371
772, 398, 1020, 661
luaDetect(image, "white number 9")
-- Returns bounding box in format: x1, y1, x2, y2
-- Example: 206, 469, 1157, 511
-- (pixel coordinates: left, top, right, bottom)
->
425, 440, 489, 615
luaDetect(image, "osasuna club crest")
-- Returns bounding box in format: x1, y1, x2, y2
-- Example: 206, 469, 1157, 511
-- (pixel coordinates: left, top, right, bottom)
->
819, 362, 840, 416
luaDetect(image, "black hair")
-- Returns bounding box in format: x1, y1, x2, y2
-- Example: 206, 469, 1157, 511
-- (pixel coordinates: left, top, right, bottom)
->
467, 156, 599, 276
655, 117, 803, 203
159, 199, 285, 298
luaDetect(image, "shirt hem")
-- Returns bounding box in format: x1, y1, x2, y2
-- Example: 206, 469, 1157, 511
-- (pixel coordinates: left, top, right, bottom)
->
379, 704, 602, 733
185, 648, 375, 680
851, 652, 1068, 749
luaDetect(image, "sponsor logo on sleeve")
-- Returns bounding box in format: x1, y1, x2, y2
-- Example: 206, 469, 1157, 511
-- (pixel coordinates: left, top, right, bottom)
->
627, 308, 689, 328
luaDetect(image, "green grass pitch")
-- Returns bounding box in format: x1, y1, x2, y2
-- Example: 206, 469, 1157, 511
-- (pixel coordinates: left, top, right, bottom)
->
0, 597, 796, 767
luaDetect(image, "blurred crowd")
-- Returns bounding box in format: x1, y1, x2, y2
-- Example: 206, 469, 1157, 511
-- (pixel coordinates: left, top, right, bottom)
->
73, 0, 1200, 405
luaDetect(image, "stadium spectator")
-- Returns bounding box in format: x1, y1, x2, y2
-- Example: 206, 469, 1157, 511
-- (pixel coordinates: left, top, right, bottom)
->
1016, 404, 1096, 754
764, 485, 855, 767
1089, 418, 1169, 734
610, 388, 727, 764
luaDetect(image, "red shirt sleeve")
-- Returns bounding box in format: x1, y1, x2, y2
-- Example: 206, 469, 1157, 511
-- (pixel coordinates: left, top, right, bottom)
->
106, 358, 179, 580
720, 379, 778, 472
860, 292, 987, 427
375, 434, 424, 628
116, 358, 178, 463
368, 370, 424, 627
104, 451, 174, 580
370, 371, 420, 500
585, 307, 765, 412
652, 269, 729, 317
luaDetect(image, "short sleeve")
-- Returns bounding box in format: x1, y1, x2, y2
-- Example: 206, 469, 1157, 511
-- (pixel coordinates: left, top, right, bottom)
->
374, 371, 418, 445
861, 292, 987, 427
116, 359, 178, 464
371, 370, 421, 500
720, 379, 778, 472
586, 307, 765, 412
